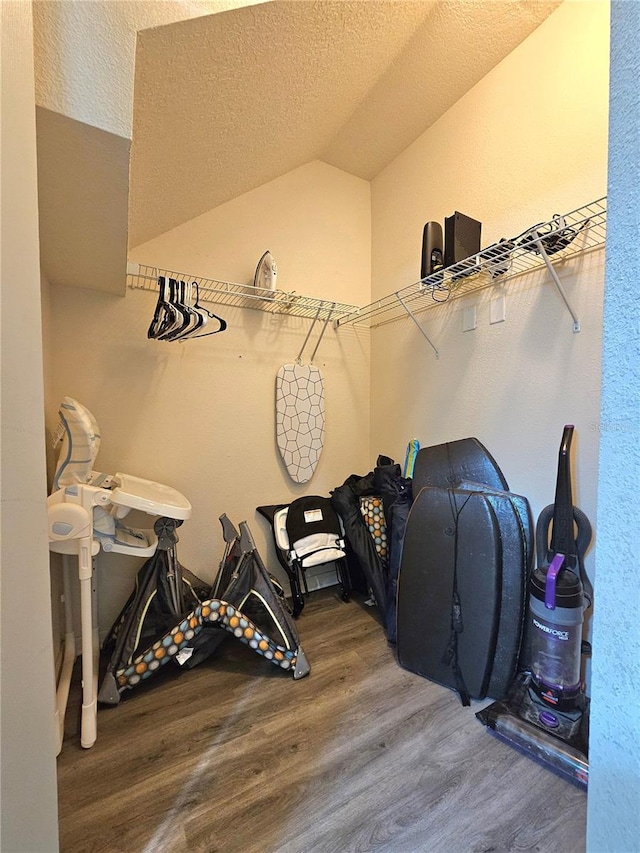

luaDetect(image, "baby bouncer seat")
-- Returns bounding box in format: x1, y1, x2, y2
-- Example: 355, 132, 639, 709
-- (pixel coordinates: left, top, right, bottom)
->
47, 397, 191, 750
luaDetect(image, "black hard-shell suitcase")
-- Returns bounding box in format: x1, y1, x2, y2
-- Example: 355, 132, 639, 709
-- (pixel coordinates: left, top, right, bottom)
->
457, 483, 533, 697
397, 487, 503, 701
412, 437, 508, 495
396, 439, 532, 702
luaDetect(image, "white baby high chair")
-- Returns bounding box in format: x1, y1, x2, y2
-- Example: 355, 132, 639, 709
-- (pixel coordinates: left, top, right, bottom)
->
47, 397, 191, 751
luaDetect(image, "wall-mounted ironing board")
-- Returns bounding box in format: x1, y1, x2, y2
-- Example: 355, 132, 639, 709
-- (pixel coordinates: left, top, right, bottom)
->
48, 473, 191, 750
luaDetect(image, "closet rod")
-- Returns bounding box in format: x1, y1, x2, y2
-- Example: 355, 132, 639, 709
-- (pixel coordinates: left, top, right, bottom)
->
127, 263, 359, 322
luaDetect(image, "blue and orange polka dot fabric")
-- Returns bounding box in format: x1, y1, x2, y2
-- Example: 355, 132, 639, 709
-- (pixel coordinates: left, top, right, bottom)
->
359, 496, 388, 566
116, 599, 297, 693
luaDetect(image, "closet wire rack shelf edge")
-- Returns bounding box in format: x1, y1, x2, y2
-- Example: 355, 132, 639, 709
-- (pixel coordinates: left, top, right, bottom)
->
336, 196, 607, 330
127, 263, 360, 322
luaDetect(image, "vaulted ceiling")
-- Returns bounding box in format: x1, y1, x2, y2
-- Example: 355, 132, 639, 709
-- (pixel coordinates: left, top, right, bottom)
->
129, 0, 561, 248
35, 0, 561, 292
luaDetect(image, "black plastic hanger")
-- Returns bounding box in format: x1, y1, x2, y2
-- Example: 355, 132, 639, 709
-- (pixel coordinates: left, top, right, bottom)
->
147, 277, 179, 339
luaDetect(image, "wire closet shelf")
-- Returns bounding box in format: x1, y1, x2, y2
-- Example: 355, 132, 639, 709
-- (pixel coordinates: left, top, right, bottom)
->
336, 197, 607, 329
127, 263, 359, 322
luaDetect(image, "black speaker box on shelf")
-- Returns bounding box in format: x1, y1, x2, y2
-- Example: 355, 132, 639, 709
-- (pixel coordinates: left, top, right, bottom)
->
444, 211, 482, 268
420, 221, 444, 280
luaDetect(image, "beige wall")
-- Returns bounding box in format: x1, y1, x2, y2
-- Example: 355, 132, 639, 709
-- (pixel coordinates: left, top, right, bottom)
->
130, 160, 372, 307
369, 0, 609, 677
43, 1, 610, 644
32, 0, 270, 298
588, 1, 640, 843
41, 272, 66, 653
1, 2, 59, 850
45, 161, 371, 629
370, 0, 608, 539
371, 0, 609, 301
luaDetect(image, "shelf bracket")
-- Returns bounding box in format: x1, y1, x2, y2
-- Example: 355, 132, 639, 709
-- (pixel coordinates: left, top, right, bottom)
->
533, 236, 581, 332
396, 293, 439, 358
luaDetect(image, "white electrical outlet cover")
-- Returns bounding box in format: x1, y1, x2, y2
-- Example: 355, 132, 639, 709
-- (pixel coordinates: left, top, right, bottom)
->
462, 305, 477, 332
490, 293, 506, 324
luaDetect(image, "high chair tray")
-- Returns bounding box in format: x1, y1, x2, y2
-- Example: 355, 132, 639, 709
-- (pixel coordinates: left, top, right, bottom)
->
110, 473, 192, 520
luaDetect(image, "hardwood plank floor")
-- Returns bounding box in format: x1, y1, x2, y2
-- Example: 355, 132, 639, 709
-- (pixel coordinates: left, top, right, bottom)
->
57, 589, 586, 853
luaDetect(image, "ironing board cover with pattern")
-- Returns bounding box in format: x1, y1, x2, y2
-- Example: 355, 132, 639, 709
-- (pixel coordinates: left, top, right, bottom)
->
275, 362, 325, 484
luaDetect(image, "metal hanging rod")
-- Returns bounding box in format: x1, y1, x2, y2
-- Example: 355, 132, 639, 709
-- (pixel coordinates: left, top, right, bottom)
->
337, 196, 607, 330
127, 263, 359, 322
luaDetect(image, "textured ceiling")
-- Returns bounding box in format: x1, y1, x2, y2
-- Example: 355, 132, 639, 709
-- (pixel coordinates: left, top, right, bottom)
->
129, 0, 561, 248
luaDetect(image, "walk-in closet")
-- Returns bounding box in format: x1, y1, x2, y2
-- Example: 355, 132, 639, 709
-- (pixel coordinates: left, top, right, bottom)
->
3, 1, 639, 852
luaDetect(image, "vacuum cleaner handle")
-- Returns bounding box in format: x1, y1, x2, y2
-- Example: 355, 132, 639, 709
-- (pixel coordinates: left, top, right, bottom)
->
536, 504, 554, 566
572, 506, 593, 565
537, 504, 592, 565
550, 425, 578, 568
573, 506, 594, 607
536, 503, 593, 605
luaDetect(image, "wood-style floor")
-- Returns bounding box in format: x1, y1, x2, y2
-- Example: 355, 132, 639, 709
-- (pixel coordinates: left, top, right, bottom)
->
57, 588, 586, 853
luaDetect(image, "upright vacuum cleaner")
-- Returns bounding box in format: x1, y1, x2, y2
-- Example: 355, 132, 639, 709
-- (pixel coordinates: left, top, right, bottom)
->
477, 425, 593, 787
